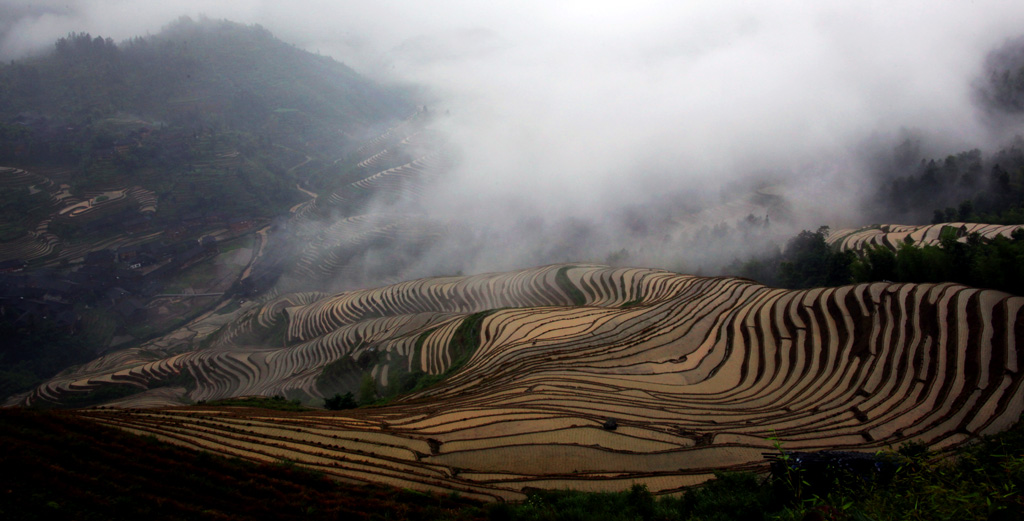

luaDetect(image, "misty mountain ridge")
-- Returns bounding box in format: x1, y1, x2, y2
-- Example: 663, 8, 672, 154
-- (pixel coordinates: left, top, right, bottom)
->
0, 18, 415, 400
0, 16, 413, 156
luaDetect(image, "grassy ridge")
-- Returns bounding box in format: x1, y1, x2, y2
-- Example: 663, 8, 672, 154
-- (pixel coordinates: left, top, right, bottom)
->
555, 266, 587, 306
317, 310, 497, 407
382, 310, 496, 402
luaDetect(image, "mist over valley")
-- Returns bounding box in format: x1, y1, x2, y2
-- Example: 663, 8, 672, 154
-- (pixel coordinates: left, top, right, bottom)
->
3, 3, 1024, 518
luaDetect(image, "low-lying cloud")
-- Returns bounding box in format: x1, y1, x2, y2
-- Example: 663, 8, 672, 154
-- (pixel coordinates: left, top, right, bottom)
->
5, 1, 1024, 279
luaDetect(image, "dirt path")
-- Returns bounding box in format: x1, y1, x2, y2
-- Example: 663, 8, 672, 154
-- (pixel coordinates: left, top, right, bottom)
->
288, 182, 318, 214
239, 225, 270, 281
287, 155, 314, 175
295, 183, 317, 199
280, 146, 318, 214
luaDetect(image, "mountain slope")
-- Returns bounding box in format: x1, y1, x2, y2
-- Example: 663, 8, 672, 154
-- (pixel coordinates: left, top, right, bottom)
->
0, 18, 415, 401
19, 263, 1023, 499
0, 17, 411, 151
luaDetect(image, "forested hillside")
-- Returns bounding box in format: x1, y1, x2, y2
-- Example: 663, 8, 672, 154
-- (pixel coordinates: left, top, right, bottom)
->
0, 18, 413, 401
0, 16, 411, 159
860, 37, 1024, 225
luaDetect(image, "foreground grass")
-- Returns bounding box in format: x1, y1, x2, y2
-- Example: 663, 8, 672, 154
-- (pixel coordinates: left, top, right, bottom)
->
497, 423, 1024, 521
0, 408, 485, 521
2, 407, 1021, 520
491, 474, 775, 521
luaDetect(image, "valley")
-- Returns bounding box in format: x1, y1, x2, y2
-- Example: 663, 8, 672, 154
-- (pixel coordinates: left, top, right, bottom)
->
2, 12, 1024, 520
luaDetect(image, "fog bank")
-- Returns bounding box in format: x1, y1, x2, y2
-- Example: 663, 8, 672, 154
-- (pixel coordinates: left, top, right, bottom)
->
5, 1, 1024, 278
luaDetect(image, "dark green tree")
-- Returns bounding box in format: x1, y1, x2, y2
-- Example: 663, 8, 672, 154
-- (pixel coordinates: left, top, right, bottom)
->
357, 372, 377, 405
323, 392, 357, 410
778, 227, 852, 289
852, 244, 897, 283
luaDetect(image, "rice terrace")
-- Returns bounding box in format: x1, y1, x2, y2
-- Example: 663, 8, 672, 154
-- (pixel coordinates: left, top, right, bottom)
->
20, 263, 1022, 502
3, 7, 1024, 521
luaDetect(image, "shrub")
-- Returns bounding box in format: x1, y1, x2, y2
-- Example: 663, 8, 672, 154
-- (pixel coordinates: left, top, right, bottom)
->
324, 392, 357, 410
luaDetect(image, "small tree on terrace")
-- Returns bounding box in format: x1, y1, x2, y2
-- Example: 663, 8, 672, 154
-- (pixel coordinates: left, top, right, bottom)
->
324, 392, 357, 410
778, 227, 854, 289
357, 372, 377, 405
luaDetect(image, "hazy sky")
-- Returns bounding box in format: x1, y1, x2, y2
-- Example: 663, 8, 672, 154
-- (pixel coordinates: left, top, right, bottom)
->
4, 1, 1022, 192
4, 1, 1024, 274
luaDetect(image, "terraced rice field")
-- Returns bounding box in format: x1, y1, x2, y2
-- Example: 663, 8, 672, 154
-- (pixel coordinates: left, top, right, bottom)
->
350, 109, 430, 162
304, 151, 446, 220
0, 165, 160, 263
0, 167, 62, 261
286, 213, 447, 287
282, 111, 453, 289
827, 222, 1024, 252
18, 263, 1023, 499
0, 220, 61, 262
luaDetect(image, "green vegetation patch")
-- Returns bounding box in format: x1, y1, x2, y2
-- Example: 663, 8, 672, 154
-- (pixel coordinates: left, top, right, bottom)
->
491, 420, 1024, 520
256, 315, 290, 348
844, 227, 1024, 296
398, 310, 495, 395
764, 423, 1024, 520
161, 260, 218, 293
734, 225, 1024, 296
315, 347, 382, 399
0, 186, 51, 229
374, 311, 496, 405
200, 395, 310, 412
555, 266, 587, 306
323, 392, 358, 410
217, 235, 255, 253
319, 311, 498, 409
449, 310, 493, 363
316, 356, 361, 398
0, 314, 100, 400
492, 477, 775, 521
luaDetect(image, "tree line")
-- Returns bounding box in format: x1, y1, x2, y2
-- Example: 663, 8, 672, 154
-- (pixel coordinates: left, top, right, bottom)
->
734, 226, 1024, 296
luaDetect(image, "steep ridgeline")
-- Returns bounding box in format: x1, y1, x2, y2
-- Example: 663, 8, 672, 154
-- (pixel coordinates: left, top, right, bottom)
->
24, 264, 1024, 500
826, 222, 1024, 252
0, 18, 411, 153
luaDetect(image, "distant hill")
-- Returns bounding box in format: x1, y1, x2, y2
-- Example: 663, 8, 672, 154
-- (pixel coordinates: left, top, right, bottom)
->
0, 16, 412, 158
0, 18, 415, 401
0, 17, 415, 221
